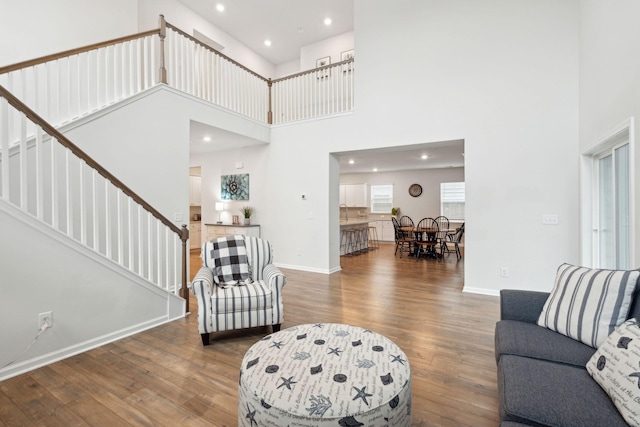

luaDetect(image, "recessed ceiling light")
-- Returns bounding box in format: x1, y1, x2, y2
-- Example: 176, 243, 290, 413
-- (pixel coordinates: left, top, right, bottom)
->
216, 4, 225, 12
324, 17, 332, 26
203, 136, 211, 142
373, 168, 378, 172
264, 39, 272, 47
348, 159, 355, 164
421, 154, 428, 160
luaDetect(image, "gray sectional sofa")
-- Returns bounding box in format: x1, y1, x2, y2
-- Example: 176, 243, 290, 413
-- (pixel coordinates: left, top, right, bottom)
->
495, 288, 640, 427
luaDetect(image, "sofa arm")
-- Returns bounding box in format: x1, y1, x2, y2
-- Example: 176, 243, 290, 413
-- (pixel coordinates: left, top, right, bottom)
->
190, 266, 214, 299
500, 289, 549, 323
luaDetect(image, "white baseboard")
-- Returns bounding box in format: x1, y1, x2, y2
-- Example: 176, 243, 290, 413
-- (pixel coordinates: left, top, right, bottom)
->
463, 286, 500, 297
274, 262, 335, 274
0, 315, 179, 382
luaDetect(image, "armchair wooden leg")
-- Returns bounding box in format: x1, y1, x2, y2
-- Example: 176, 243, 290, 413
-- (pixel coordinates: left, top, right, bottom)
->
272, 324, 282, 333
201, 333, 210, 346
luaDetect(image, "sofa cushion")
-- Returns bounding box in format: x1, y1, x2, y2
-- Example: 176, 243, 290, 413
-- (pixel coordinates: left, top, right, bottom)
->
537, 263, 639, 348
498, 355, 628, 427
495, 320, 595, 367
206, 235, 251, 285
586, 318, 640, 427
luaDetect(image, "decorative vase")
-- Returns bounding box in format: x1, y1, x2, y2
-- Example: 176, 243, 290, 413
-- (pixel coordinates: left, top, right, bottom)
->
244, 218, 250, 225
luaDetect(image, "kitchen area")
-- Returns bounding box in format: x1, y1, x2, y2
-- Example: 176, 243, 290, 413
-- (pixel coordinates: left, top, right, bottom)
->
338, 159, 465, 257
339, 183, 395, 255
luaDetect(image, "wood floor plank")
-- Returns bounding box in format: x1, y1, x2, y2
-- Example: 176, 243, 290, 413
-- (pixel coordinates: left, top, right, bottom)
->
0, 243, 500, 426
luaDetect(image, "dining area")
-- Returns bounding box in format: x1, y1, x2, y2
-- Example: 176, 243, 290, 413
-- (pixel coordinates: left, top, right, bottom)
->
393, 215, 464, 261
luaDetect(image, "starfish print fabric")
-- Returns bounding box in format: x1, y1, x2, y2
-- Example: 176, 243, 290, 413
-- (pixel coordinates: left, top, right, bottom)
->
238, 323, 412, 426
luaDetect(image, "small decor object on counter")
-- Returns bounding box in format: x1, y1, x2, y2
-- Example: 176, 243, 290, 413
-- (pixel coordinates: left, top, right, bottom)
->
240, 206, 256, 225
232, 215, 239, 225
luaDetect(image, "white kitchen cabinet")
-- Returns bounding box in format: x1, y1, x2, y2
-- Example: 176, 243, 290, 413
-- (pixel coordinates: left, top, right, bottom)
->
203, 224, 261, 242
189, 223, 201, 249
379, 220, 395, 242
190, 175, 201, 206
339, 184, 367, 207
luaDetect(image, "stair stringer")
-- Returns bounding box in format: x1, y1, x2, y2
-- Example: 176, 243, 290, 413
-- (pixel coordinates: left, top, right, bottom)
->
0, 198, 185, 382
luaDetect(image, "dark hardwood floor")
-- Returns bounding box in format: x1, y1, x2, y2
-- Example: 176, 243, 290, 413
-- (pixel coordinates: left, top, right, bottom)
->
0, 243, 500, 426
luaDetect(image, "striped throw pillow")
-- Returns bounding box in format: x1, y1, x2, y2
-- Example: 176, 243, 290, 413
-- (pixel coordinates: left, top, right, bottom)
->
537, 263, 640, 348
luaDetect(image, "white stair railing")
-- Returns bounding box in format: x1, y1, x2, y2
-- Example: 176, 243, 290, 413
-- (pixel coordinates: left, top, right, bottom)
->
0, 16, 354, 130
271, 60, 355, 124
164, 23, 270, 123
0, 85, 189, 304
0, 30, 160, 135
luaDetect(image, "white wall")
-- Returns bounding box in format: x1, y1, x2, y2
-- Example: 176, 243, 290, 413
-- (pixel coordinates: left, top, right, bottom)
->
0, 201, 183, 381
579, 0, 640, 267
265, 0, 580, 293
0, 0, 138, 67
300, 31, 355, 72
341, 167, 465, 224
137, 0, 276, 78
191, 145, 269, 228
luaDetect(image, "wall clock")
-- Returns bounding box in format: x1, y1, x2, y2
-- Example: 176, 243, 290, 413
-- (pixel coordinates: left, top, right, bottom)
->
408, 183, 422, 197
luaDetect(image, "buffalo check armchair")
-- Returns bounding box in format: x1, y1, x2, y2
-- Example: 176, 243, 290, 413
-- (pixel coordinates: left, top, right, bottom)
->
190, 235, 287, 346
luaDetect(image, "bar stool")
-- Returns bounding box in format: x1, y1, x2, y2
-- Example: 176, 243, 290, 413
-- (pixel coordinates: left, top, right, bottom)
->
368, 224, 379, 250
341, 228, 358, 256
355, 227, 368, 254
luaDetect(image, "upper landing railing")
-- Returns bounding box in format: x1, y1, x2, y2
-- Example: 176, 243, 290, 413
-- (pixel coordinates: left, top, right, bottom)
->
0, 15, 354, 129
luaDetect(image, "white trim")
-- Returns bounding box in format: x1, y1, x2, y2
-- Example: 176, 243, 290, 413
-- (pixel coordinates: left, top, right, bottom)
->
274, 262, 337, 275
462, 286, 500, 297
580, 117, 635, 267
0, 315, 177, 382
0, 197, 184, 299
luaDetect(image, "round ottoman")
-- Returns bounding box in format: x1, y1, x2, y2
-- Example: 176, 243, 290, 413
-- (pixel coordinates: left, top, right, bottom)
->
238, 323, 412, 426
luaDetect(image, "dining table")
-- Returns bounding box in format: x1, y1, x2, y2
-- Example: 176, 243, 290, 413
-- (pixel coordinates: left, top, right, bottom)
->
400, 226, 452, 258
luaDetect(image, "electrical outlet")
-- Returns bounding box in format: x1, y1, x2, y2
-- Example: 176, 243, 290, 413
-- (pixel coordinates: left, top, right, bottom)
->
38, 311, 53, 329
500, 267, 509, 278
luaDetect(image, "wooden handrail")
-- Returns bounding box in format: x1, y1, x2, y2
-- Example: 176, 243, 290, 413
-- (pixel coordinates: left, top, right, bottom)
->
271, 59, 354, 83
0, 84, 189, 310
0, 85, 183, 237
164, 22, 269, 82
0, 29, 160, 75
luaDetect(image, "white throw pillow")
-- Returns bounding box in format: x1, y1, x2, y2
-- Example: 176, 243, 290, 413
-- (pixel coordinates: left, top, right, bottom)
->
586, 318, 640, 427
537, 263, 639, 348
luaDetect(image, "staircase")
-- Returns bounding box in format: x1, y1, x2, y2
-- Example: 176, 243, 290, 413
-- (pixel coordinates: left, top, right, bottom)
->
0, 16, 354, 381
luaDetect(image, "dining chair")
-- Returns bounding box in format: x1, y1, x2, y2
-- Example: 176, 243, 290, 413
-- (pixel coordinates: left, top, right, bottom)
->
434, 216, 450, 254
443, 222, 465, 259
398, 215, 414, 239
392, 216, 414, 257
414, 217, 438, 261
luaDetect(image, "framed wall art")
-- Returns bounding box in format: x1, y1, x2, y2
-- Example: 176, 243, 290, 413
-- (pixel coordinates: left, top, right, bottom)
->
341, 49, 354, 73
316, 56, 331, 79
221, 173, 249, 200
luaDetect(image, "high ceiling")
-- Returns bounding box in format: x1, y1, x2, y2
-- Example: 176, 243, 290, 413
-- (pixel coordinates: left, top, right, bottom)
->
183, 1, 465, 172
176, 0, 354, 66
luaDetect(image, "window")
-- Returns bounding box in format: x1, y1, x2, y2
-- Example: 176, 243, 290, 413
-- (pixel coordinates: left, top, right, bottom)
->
441, 182, 465, 220
370, 184, 393, 214
595, 142, 630, 269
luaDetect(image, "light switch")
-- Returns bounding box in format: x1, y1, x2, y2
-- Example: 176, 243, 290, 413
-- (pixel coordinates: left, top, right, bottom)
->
542, 214, 558, 225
